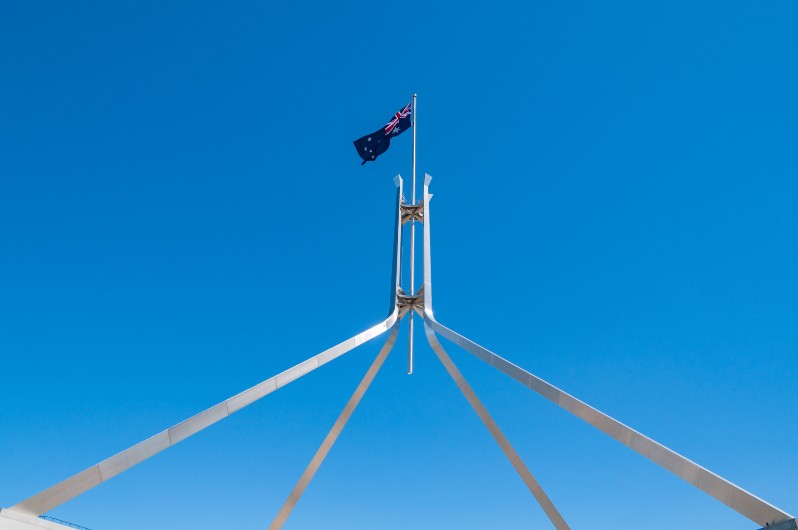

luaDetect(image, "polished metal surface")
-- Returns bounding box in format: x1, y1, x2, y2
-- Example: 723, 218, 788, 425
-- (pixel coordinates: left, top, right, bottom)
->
268, 323, 401, 530
423, 321, 570, 530
408, 93, 418, 375
421, 173, 434, 316
389, 175, 403, 315
7, 168, 792, 528
11, 173, 408, 518
408, 308, 415, 374
419, 175, 792, 527
425, 316, 792, 528
11, 319, 400, 517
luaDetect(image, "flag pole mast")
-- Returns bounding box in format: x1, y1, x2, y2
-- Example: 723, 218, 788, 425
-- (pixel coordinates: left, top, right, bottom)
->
408, 93, 417, 375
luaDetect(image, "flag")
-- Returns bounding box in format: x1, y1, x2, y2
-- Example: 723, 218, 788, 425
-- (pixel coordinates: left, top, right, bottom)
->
353, 101, 412, 165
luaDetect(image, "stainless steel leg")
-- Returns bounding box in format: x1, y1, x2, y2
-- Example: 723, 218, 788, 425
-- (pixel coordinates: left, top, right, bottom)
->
423, 321, 571, 530
12, 312, 400, 517
425, 316, 793, 528
268, 323, 401, 530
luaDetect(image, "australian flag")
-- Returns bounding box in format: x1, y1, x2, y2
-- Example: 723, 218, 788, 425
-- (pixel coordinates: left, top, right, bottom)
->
353, 101, 412, 165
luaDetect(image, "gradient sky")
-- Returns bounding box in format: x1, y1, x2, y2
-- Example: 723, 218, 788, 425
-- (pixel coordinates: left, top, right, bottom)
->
2, 2, 797, 529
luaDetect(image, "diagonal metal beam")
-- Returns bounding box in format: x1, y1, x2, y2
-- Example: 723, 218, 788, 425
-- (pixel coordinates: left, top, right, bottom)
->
11, 172, 409, 518
11, 312, 401, 517
269, 322, 402, 530
423, 319, 570, 530
424, 316, 794, 528
419, 174, 793, 527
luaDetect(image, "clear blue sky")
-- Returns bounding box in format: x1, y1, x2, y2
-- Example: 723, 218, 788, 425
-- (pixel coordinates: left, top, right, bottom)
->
2, 2, 797, 529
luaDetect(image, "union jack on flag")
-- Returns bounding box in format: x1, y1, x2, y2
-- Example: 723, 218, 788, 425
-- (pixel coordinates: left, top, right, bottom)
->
353, 100, 413, 165
384, 102, 412, 135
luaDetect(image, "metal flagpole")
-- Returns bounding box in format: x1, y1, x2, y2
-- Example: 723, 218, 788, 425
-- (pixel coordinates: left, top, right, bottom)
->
408, 93, 417, 374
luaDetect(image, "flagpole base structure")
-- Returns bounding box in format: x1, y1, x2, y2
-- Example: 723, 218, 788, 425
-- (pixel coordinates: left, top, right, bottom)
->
2, 150, 795, 530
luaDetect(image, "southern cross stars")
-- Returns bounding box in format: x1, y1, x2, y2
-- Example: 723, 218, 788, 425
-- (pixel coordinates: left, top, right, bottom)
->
352, 100, 412, 165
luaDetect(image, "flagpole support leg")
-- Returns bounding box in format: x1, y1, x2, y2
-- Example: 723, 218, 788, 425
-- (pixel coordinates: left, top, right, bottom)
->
268, 323, 402, 530
422, 319, 570, 530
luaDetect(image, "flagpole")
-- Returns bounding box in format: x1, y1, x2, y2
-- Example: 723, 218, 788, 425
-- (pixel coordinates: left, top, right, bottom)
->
408, 93, 417, 375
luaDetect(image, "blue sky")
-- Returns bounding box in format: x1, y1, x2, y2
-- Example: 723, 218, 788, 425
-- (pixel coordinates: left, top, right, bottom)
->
1, 1, 797, 529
